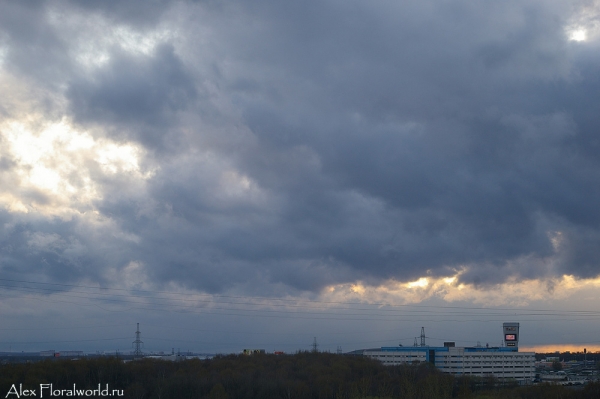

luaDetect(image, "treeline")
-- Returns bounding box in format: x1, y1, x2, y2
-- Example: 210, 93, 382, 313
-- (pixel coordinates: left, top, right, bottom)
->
0, 352, 599, 399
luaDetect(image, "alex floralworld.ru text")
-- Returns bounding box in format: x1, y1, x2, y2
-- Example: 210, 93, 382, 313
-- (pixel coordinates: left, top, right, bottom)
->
5, 384, 124, 398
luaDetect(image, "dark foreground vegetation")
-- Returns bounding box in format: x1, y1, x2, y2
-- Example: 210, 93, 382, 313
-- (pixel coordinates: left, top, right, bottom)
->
1, 352, 599, 399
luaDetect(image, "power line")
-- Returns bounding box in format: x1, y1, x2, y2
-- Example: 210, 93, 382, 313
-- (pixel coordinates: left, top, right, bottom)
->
0, 324, 129, 331
4, 291, 599, 323
0, 337, 131, 345
1, 278, 599, 315
1, 278, 600, 328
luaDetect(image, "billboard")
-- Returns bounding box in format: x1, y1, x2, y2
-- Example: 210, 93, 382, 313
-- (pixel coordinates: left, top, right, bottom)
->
503, 322, 519, 349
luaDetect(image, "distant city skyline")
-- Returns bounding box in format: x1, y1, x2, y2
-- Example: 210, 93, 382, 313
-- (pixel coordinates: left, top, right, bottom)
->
1, 1, 600, 354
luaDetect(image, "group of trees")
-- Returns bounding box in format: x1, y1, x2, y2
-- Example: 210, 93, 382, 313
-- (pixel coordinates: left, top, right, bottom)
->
0, 352, 599, 398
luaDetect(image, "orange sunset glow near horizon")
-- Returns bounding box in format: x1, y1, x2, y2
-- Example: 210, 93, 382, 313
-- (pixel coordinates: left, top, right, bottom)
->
521, 344, 600, 354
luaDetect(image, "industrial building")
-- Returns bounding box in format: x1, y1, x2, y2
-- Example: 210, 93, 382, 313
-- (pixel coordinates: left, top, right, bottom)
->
362, 323, 535, 383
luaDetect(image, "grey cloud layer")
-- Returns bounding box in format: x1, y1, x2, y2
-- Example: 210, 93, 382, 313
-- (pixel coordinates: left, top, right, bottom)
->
68, 43, 197, 150
1, 0, 600, 294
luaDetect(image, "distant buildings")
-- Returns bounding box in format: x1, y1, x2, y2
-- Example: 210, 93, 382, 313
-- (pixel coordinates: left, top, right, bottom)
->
242, 349, 266, 355
39, 350, 84, 358
362, 322, 535, 384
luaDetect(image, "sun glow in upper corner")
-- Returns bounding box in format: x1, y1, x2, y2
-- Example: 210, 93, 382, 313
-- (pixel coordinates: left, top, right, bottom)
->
569, 29, 587, 42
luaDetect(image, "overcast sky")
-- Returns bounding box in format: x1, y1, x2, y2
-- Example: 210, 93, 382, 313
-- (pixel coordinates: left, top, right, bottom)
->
1, 0, 600, 354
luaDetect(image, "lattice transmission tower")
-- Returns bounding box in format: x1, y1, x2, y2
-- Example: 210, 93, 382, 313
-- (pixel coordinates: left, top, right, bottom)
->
132, 323, 144, 356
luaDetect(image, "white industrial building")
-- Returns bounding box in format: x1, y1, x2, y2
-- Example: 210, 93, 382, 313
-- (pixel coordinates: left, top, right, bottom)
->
362, 323, 535, 383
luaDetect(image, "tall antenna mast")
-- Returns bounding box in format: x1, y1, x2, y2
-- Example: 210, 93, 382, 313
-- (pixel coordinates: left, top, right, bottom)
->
133, 323, 143, 356
420, 327, 426, 347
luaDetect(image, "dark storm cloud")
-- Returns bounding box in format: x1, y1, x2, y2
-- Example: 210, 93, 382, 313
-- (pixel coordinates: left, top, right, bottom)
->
67, 44, 197, 150
65, 0, 169, 28
0, 2, 67, 84
3, 0, 600, 294
0, 1, 72, 123
0, 210, 123, 286
187, 0, 600, 287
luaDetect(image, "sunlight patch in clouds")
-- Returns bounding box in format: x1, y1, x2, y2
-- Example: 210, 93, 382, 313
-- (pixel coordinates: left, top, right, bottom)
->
569, 29, 587, 41
406, 277, 429, 289
0, 118, 153, 217
95, 142, 145, 175
322, 274, 600, 307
